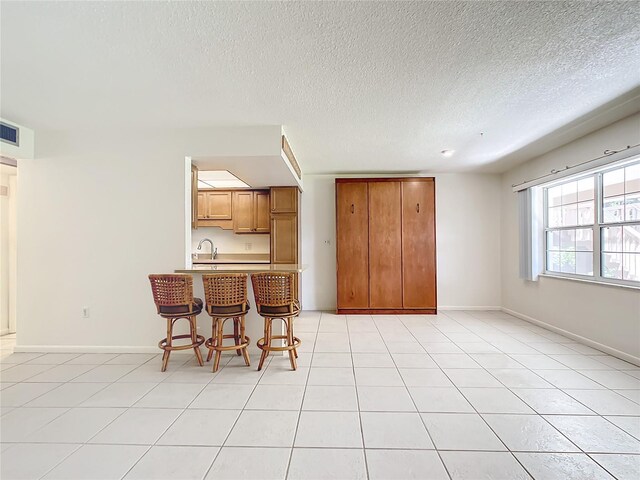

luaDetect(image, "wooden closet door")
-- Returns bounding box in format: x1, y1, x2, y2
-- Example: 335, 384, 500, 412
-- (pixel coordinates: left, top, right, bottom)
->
402, 180, 436, 308
336, 182, 369, 309
369, 181, 402, 308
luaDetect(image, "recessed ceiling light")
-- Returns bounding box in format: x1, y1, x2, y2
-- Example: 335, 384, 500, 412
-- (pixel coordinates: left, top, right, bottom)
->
440, 149, 455, 158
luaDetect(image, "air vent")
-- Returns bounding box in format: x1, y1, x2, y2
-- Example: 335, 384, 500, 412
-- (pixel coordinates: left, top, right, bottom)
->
0, 122, 19, 146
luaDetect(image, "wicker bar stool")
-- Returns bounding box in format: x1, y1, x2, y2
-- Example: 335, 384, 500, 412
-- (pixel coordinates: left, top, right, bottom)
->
251, 272, 301, 371
148, 274, 205, 372
202, 273, 251, 372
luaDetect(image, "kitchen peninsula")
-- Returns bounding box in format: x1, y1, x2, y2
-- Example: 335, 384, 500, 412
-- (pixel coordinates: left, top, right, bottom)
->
178, 175, 303, 354
174, 262, 305, 356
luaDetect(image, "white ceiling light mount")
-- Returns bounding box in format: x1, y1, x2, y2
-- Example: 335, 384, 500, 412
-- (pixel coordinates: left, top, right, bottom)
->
440, 150, 455, 158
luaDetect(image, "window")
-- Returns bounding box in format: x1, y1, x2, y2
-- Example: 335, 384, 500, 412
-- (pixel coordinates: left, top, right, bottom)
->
544, 159, 640, 286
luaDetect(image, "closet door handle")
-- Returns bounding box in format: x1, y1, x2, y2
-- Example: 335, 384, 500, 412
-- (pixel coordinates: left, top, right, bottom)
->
416, 203, 420, 213
351, 204, 355, 214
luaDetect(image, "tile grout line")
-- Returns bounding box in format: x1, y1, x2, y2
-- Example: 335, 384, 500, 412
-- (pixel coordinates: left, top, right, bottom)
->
120, 352, 226, 480
200, 353, 273, 480
437, 312, 640, 474
402, 311, 537, 479
1, 313, 639, 479
284, 312, 320, 480
384, 312, 453, 480
347, 313, 373, 480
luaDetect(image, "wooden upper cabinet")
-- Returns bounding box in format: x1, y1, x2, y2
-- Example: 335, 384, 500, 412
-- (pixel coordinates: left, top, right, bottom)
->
254, 191, 271, 232
197, 192, 207, 221
271, 214, 297, 263
368, 181, 403, 308
336, 182, 369, 309
270, 187, 298, 213
269, 187, 299, 265
197, 191, 232, 220
232, 191, 254, 233
402, 180, 436, 308
233, 190, 270, 234
207, 191, 233, 220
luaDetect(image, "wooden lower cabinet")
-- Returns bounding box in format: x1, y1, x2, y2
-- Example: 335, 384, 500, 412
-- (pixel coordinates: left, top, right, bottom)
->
335, 178, 437, 314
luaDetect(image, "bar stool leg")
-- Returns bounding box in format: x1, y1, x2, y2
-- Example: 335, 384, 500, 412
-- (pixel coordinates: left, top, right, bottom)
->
206, 319, 216, 363
240, 315, 251, 367
161, 318, 172, 372
233, 319, 241, 356
213, 318, 225, 372
287, 318, 297, 370
257, 318, 271, 371
190, 315, 204, 366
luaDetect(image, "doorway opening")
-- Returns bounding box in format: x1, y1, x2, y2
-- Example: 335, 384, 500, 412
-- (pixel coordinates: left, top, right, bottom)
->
1, 158, 17, 349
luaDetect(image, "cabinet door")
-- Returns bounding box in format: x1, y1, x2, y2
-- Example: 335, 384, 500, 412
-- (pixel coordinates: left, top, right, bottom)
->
233, 191, 254, 233
271, 214, 297, 264
336, 182, 369, 309
207, 191, 232, 220
270, 187, 297, 213
368, 181, 403, 308
254, 191, 271, 233
197, 192, 207, 220
402, 180, 436, 308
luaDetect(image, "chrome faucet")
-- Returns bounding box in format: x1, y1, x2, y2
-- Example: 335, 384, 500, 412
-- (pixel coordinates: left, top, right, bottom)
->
197, 238, 217, 259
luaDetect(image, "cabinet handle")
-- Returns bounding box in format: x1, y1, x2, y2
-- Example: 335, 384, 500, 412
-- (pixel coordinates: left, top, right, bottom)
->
351, 204, 354, 214
416, 203, 420, 213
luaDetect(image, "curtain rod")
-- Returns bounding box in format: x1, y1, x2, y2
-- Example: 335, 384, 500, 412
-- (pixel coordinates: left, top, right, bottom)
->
511, 143, 640, 189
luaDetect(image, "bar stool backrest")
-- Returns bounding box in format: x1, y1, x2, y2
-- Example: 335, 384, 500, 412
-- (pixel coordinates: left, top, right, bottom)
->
148, 274, 194, 314
251, 272, 297, 315
203, 273, 248, 308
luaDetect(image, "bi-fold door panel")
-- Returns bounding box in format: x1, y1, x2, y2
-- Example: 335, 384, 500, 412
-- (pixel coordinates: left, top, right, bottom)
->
368, 181, 403, 308
336, 182, 370, 309
402, 180, 437, 308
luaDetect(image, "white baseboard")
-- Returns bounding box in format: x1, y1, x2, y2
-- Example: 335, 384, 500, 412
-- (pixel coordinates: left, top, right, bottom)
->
14, 344, 266, 355
439, 306, 502, 311
502, 307, 640, 367
14, 345, 161, 354
0, 329, 10, 336
303, 306, 503, 312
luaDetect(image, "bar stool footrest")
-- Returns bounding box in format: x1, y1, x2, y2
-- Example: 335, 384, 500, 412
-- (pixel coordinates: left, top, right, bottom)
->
205, 335, 251, 352
159, 334, 205, 351
257, 335, 301, 352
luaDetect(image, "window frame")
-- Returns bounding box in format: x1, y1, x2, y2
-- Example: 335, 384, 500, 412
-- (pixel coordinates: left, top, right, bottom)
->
543, 158, 640, 288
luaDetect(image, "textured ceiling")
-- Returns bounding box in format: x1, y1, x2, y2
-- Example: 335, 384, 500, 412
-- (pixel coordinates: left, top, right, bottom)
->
1, 1, 639, 173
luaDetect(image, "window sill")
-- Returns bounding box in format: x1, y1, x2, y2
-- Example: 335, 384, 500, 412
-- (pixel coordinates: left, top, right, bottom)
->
539, 273, 640, 291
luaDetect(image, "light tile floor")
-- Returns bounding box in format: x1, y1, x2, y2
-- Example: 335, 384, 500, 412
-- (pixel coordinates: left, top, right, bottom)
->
1, 310, 639, 479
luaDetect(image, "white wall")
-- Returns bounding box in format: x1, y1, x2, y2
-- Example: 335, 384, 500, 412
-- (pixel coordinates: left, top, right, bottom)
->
1, 165, 18, 335
16, 126, 283, 350
191, 227, 270, 255
301, 173, 503, 311
501, 113, 640, 361
0, 118, 34, 160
